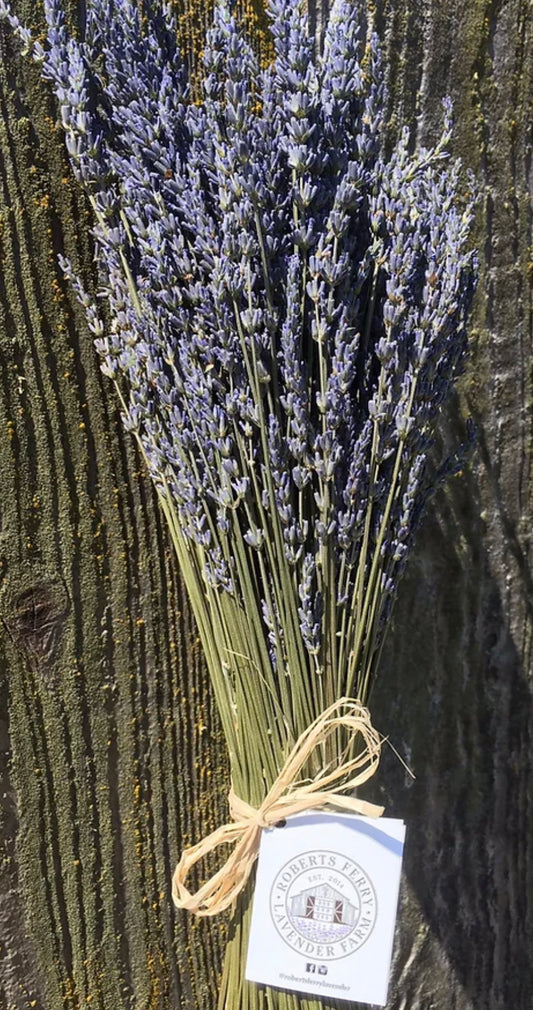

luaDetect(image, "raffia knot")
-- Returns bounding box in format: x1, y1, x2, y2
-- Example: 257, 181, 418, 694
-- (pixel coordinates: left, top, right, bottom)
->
172, 698, 384, 917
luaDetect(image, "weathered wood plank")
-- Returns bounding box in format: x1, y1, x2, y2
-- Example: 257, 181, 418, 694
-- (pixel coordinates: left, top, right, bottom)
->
0, 2, 532, 1009
0, 11, 227, 1009
371, 2, 533, 1008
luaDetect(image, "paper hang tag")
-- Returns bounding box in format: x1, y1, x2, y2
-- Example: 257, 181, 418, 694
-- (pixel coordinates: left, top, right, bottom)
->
245, 811, 405, 1006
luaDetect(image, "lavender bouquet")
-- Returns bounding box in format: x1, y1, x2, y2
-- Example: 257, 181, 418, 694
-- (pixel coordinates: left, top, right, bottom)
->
3, 0, 476, 1005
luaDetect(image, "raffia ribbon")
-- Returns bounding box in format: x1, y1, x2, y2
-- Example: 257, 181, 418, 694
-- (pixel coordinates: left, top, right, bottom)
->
172, 698, 384, 917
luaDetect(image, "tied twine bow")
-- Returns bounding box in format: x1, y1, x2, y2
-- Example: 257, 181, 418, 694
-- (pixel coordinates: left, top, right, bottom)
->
172, 698, 384, 917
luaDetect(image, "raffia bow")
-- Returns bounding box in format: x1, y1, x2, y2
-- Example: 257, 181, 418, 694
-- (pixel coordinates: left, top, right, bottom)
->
172, 698, 384, 917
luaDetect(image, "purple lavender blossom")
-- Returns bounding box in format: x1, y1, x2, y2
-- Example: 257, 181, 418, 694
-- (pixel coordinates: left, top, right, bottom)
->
3, 0, 477, 691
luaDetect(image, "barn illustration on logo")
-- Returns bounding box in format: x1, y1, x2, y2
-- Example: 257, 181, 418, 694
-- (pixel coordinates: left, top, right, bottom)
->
289, 882, 357, 943
270, 850, 377, 959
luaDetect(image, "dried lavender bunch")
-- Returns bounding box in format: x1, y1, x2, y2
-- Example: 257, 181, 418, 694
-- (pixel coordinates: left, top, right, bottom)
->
3, 0, 477, 770
3, 0, 476, 1005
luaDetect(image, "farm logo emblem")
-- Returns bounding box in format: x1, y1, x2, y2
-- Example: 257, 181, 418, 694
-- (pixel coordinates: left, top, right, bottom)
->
270, 850, 377, 960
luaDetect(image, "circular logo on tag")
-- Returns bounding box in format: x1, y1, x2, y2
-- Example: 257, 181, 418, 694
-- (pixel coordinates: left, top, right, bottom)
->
269, 850, 377, 960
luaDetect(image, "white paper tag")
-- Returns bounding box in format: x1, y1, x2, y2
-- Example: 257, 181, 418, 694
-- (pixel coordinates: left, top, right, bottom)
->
245, 811, 405, 1006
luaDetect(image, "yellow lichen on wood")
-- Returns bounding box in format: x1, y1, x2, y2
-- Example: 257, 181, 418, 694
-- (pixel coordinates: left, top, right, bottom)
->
172, 0, 273, 98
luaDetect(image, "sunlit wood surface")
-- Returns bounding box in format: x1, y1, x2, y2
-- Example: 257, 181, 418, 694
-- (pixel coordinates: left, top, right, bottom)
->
0, 1, 531, 1008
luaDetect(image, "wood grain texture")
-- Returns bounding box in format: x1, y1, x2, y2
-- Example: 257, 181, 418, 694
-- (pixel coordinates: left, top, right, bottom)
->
0, 2, 532, 1010
368, 2, 533, 1008
0, 6, 228, 1009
